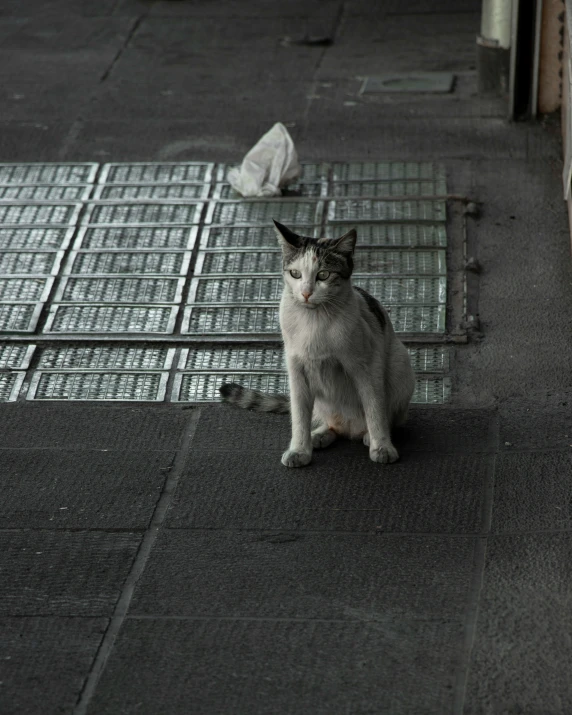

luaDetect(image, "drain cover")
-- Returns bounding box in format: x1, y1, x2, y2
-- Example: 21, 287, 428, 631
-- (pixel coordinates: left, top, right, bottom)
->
361, 73, 455, 94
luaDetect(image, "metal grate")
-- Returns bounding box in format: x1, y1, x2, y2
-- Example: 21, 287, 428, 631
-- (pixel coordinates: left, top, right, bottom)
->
174, 371, 289, 402
179, 345, 284, 371
327, 200, 446, 223
331, 162, 444, 182
65, 251, 191, 276
0, 303, 41, 332
182, 305, 280, 335
82, 202, 204, 225
0, 227, 75, 250
0, 278, 53, 302
411, 377, 451, 404
0, 185, 92, 201
44, 305, 178, 334
0, 344, 35, 369
324, 223, 447, 248
75, 226, 198, 250
93, 184, 210, 201
56, 277, 185, 304
329, 180, 447, 198
200, 225, 318, 249
28, 371, 168, 401
37, 345, 174, 370
0, 372, 26, 402
99, 162, 213, 184
0, 163, 98, 184
0, 203, 81, 226
207, 200, 323, 225
0, 251, 62, 275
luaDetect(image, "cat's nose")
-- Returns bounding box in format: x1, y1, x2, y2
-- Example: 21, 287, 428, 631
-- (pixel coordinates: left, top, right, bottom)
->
302, 290, 312, 302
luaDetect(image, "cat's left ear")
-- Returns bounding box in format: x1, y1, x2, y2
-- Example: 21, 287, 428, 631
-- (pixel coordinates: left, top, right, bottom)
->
332, 228, 357, 256
273, 220, 302, 251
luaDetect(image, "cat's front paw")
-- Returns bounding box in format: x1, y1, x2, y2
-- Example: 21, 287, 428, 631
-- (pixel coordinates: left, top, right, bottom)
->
281, 449, 312, 468
369, 443, 399, 464
312, 429, 337, 449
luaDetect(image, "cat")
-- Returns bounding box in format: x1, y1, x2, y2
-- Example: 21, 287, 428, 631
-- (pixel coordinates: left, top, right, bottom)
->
220, 220, 416, 468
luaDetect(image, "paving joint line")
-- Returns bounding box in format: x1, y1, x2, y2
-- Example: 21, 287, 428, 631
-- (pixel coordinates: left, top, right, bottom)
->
72, 407, 202, 715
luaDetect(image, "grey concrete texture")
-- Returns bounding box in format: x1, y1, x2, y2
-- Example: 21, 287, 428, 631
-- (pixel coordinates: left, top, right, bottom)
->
3, 0, 572, 713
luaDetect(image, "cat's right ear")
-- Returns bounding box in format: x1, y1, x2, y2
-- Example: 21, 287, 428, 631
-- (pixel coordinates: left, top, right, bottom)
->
273, 220, 301, 252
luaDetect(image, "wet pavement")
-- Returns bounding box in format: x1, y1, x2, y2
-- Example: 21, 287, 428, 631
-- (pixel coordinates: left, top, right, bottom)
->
2, 1, 572, 714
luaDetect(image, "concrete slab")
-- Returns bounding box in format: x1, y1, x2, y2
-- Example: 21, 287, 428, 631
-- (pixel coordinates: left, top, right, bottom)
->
0, 617, 107, 715
491, 452, 572, 532
167, 449, 487, 533
0, 449, 174, 529
130, 530, 476, 617
499, 401, 572, 451
0, 404, 189, 450
0, 530, 141, 615
0, 121, 75, 161
87, 617, 464, 715
464, 534, 572, 713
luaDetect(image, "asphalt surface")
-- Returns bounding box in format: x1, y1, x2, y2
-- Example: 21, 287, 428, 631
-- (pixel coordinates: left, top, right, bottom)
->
2, 1, 572, 714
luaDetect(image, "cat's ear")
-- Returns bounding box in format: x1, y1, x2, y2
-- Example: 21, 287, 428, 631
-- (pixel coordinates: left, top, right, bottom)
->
273, 220, 302, 251
332, 228, 357, 256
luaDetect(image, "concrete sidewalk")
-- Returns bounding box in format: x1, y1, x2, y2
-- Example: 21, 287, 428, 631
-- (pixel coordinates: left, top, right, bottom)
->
2, 1, 572, 714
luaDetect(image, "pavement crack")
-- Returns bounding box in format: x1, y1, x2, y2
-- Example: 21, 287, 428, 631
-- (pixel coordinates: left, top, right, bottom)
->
100, 14, 145, 84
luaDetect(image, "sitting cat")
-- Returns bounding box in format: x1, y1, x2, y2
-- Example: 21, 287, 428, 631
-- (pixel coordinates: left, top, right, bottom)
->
220, 220, 415, 467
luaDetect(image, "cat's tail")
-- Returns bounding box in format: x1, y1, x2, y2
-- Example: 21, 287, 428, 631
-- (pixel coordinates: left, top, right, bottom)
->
219, 383, 290, 414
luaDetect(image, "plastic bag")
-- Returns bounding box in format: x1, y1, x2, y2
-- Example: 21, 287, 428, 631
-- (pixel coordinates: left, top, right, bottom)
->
227, 122, 301, 197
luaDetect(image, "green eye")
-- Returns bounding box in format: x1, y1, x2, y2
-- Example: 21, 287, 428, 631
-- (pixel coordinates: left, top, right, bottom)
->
316, 270, 330, 280
289, 269, 301, 279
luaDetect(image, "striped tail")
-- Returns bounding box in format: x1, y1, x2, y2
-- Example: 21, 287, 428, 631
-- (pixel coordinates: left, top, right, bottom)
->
219, 382, 290, 414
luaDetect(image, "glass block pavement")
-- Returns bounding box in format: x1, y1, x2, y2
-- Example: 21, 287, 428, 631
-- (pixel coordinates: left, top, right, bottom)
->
0, 161, 456, 402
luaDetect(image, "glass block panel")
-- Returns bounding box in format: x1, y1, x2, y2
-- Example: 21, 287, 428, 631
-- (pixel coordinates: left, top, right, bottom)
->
95, 184, 209, 200
67, 251, 189, 276
324, 223, 447, 248
208, 200, 322, 225
411, 377, 451, 404
407, 346, 449, 373
353, 249, 446, 275
201, 225, 318, 248
215, 182, 324, 199
37, 345, 173, 370
0, 227, 73, 250
0, 278, 51, 301
190, 276, 283, 303
77, 226, 196, 250
388, 305, 446, 333
181, 345, 284, 371
0, 344, 34, 369
198, 251, 282, 275
331, 162, 444, 182
84, 202, 203, 225
0, 252, 59, 275
353, 276, 446, 304
58, 277, 183, 303
328, 200, 446, 223
30, 372, 167, 401
0, 303, 39, 332
0, 203, 80, 225
0, 185, 92, 201
0, 163, 97, 184
182, 305, 280, 334
100, 162, 213, 184
175, 372, 289, 402
0, 372, 25, 402
329, 179, 447, 197
45, 305, 177, 333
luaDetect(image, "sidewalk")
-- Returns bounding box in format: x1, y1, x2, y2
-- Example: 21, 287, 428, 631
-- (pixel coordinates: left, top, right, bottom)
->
2, 1, 572, 714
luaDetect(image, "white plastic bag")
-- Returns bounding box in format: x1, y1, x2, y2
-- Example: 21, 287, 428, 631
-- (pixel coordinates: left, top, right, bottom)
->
227, 122, 301, 197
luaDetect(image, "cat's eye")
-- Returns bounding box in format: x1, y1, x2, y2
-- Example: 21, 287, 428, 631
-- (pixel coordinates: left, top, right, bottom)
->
316, 270, 330, 280
289, 269, 301, 279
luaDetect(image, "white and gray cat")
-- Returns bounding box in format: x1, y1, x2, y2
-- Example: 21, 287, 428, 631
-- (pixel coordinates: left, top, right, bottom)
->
220, 220, 415, 468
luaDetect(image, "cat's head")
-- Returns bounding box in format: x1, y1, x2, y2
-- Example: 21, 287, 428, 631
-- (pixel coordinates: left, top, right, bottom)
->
273, 220, 357, 309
